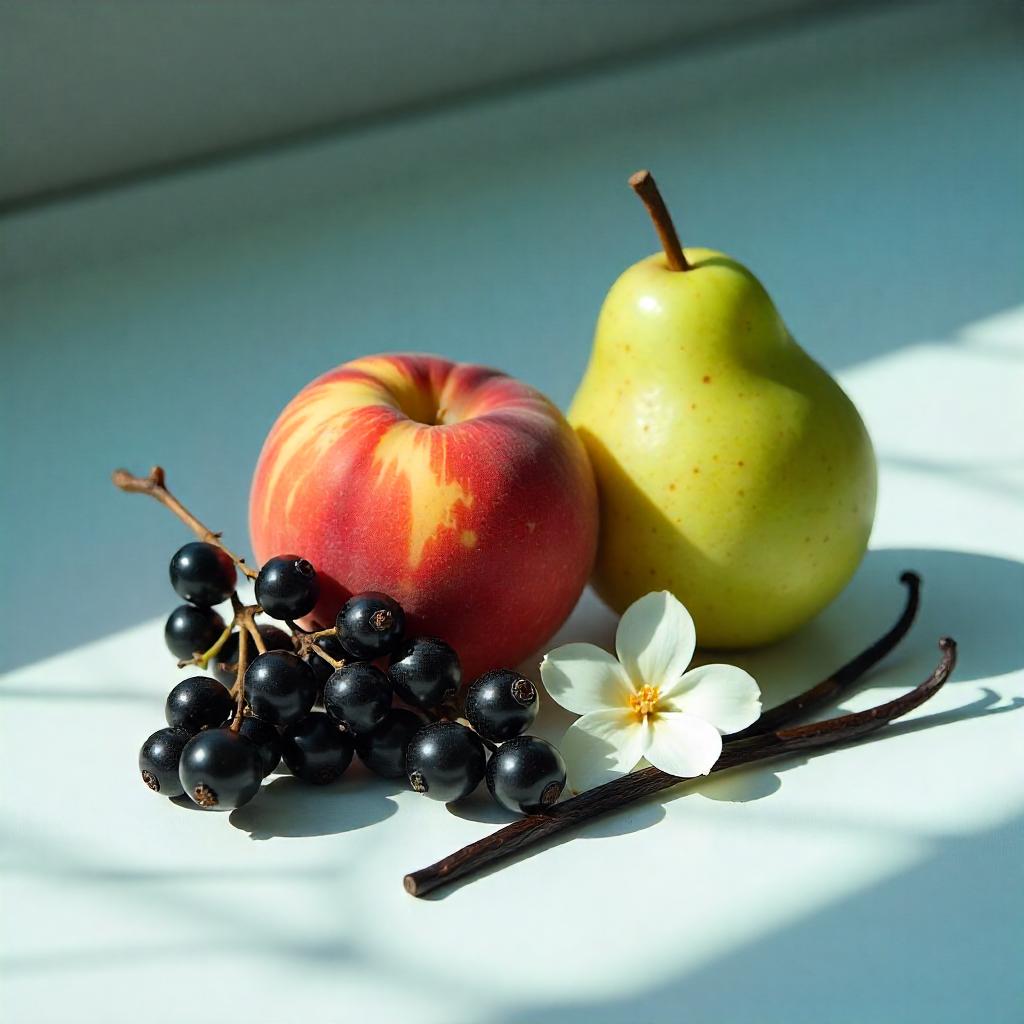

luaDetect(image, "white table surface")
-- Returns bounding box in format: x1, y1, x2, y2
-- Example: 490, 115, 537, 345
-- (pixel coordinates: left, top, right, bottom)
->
2, 4, 1022, 1022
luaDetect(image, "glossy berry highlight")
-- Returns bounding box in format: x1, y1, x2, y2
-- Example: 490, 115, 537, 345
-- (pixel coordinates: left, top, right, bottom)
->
164, 604, 226, 661
281, 712, 354, 784
464, 668, 539, 742
211, 624, 292, 686
244, 650, 317, 727
323, 662, 392, 736
139, 727, 189, 797
169, 542, 236, 608
179, 728, 263, 810
336, 592, 406, 660
164, 676, 234, 735
255, 554, 320, 620
388, 637, 461, 710
405, 721, 486, 803
237, 715, 283, 777
486, 735, 566, 814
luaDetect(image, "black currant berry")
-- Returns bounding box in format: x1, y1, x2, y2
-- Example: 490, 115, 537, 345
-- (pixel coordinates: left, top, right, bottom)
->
336, 592, 405, 660
486, 735, 566, 814
356, 709, 425, 779
179, 728, 263, 810
237, 715, 283, 777
255, 554, 320, 620
281, 712, 354, 784
169, 542, 236, 608
244, 651, 317, 727
304, 633, 347, 690
388, 637, 461, 710
165, 676, 234, 735
405, 721, 486, 803
164, 604, 226, 661
323, 662, 392, 736
211, 624, 292, 685
464, 668, 539, 742
139, 726, 189, 797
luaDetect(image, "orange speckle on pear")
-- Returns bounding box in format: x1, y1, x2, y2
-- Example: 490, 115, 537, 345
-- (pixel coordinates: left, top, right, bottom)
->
668, 482, 677, 492
692, 466, 700, 474
460, 530, 478, 549
737, 460, 745, 467
690, 403, 697, 411
702, 375, 711, 384
738, 489, 745, 496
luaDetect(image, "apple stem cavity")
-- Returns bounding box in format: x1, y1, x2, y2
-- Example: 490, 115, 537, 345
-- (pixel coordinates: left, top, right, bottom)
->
629, 169, 691, 272
404, 577, 957, 898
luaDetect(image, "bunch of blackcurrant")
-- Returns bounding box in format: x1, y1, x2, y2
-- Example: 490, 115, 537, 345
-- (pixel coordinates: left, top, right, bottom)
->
140, 540, 567, 816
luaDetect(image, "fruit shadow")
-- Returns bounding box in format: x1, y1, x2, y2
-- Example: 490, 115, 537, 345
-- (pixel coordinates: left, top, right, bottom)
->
448, 443, 1024, 846
425, 686, 1023, 900
559, 431, 1024, 700
229, 763, 403, 839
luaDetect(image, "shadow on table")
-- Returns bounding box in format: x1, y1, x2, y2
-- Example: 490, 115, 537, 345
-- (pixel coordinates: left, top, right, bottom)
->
221, 546, 1024, 844
229, 768, 402, 839
429, 686, 1022, 900
486, 805, 1024, 1023
434, 546, 1024, 887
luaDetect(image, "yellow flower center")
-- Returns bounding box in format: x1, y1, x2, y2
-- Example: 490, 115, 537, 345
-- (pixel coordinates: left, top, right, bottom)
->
628, 684, 660, 718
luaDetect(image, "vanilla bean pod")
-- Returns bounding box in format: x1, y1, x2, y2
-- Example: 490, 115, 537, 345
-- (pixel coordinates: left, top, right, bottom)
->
404, 637, 956, 897
734, 570, 921, 740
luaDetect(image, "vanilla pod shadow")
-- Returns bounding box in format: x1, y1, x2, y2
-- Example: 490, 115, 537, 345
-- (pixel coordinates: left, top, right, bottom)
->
692, 547, 1024, 711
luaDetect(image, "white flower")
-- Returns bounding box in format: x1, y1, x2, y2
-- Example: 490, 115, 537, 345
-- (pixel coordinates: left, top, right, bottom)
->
540, 591, 761, 793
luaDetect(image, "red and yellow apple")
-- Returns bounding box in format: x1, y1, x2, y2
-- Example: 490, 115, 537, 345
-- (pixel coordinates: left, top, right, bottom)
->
249, 353, 598, 681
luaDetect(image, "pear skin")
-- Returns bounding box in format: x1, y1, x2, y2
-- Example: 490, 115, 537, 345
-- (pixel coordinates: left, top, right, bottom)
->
569, 247, 877, 648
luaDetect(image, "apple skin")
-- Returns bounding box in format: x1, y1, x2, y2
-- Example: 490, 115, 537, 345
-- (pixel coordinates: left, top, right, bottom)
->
249, 353, 598, 682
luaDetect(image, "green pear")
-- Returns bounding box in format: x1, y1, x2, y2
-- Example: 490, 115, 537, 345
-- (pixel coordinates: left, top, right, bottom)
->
569, 171, 876, 647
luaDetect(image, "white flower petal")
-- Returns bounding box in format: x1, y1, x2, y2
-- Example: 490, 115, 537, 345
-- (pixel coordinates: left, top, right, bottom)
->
645, 713, 723, 777
662, 664, 762, 735
615, 591, 696, 689
560, 709, 649, 793
540, 643, 633, 715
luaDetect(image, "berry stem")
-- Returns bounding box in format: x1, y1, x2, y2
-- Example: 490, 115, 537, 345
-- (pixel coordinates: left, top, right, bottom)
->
232, 592, 267, 655
312, 643, 344, 669
404, 638, 956, 898
177, 622, 233, 670
629, 169, 690, 271
294, 626, 342, 660
437, 701, 499, 752
229, 625, 250, 732
111, 466, 259, 579
459, 719, 498, 753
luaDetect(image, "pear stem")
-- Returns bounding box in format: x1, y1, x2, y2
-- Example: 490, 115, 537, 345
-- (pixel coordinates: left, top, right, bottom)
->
629, 169, 690, 271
